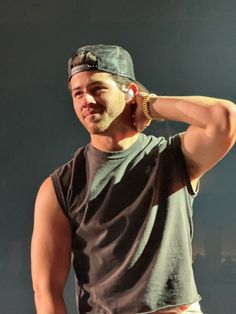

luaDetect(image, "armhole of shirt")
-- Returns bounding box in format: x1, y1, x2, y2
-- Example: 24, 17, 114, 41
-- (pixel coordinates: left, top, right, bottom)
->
170, 134, 199, 197
50, 171, 70, 218
49, 147, 86, 220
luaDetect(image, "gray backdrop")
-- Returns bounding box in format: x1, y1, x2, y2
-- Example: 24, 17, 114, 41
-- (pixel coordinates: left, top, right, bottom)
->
0, 0, 235, 313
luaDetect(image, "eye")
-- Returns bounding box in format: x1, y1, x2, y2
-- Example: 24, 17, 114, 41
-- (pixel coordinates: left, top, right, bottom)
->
73, 90, 83, 98
92, 86, 106, 95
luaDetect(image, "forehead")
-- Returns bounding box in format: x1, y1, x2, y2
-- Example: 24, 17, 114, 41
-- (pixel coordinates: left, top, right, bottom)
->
70, 71, 116, 89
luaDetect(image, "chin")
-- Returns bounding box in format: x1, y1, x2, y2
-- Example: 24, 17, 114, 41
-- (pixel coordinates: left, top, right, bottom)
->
86, 121, 111, 135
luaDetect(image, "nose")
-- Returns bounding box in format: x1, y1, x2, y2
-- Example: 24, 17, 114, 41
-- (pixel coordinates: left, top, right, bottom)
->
84, 92, 96, 106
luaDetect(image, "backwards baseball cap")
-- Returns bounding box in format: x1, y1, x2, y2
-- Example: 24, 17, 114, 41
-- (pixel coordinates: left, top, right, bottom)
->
68, 44, 148, 91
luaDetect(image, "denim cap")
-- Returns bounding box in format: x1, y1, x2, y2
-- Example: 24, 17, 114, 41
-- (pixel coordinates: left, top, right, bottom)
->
68, 44, 138, 83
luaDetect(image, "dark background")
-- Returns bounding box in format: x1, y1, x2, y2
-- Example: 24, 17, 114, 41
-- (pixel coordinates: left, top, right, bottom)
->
0, 0, 235, 313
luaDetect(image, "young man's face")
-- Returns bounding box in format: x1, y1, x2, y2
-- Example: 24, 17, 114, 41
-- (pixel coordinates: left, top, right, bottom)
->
70, 71, 128, 134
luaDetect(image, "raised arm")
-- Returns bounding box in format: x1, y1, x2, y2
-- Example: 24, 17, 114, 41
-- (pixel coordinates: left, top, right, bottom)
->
134, 93, 236, 182
31, 177, 72, 314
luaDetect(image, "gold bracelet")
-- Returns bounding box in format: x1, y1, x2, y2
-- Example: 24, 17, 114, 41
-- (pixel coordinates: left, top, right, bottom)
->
142, 94, 153, 121
143, 94, 165, 122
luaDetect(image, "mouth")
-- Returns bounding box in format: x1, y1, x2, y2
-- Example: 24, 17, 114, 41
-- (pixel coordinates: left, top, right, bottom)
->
83, 108, 105, 120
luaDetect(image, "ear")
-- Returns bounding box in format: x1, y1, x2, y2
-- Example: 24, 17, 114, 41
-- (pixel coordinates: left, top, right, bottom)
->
125, 83, 138, 104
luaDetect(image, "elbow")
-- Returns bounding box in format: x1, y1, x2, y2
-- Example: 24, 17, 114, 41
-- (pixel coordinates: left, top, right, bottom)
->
33, 283, 42, 310
210, 101, 236, 140
33, 282, 45, 306
32, 282, 64, 312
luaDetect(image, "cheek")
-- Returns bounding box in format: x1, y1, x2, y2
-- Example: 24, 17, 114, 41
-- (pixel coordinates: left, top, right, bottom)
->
72, 98, 80, 112
108, 94, 126, 116
72, 100, 83, 120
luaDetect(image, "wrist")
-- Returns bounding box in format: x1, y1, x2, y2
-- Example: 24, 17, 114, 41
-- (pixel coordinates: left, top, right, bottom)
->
142, 94, 153, 121
143, 94, 164, 122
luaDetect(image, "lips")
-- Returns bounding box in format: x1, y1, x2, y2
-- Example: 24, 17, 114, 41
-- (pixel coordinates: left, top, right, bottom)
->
82, 107, 105, 119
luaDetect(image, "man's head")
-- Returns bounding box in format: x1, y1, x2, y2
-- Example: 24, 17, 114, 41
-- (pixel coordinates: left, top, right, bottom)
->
67, 44, 147, 135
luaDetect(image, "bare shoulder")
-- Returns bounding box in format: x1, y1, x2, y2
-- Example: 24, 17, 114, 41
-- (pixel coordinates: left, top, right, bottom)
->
36, 176, 58, 208
33, 176, 71, 237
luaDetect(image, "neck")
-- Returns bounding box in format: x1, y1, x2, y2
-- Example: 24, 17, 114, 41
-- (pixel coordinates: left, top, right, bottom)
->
91, 131, 139, 152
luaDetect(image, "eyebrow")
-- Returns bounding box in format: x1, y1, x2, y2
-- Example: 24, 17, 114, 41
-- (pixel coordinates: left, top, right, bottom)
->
71, 80, 108, 93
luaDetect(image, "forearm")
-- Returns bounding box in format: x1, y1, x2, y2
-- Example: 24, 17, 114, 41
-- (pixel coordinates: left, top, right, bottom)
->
149, 95, 236, 132
34, 290, 67, 314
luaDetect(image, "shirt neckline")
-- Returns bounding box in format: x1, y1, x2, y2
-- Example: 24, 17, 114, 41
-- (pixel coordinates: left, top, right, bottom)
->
86, 133, 145, 160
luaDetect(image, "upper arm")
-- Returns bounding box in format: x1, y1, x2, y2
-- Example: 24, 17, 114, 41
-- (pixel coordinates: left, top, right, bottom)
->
180, 101, 236, 181
31, 177, 72, 296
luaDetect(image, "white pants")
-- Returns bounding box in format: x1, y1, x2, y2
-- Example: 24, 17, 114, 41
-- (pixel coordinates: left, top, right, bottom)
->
155, 302, 203, 314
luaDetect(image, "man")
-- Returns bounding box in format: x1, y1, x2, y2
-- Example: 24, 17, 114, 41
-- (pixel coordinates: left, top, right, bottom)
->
31, 44, 236, 314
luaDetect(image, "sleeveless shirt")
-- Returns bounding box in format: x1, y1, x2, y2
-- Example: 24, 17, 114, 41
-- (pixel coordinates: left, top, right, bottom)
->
51, 133, 201, 313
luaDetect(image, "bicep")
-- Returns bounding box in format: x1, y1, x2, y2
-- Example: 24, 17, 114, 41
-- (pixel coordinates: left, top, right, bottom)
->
31, 177, 72, 295
180, 106, 235, 180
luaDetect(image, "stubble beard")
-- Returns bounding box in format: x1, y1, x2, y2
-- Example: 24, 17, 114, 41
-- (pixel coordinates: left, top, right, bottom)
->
83, 105, 126, 135
88, 120, 112, 134
84, 113, 114, 134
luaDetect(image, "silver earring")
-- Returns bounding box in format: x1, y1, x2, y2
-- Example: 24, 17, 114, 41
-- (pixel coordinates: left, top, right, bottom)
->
127, 89, 134, 99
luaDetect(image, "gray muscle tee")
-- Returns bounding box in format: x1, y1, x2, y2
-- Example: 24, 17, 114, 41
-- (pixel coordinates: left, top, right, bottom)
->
51, 133, 201, 314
